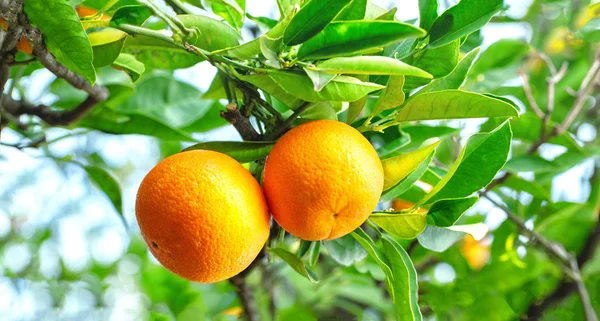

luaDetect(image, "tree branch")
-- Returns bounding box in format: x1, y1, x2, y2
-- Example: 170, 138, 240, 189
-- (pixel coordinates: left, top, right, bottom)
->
220, 103, 261, 141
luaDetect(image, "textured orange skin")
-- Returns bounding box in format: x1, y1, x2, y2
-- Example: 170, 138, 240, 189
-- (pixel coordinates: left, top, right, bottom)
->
136, 150, 270, 283
0, 18, 32, 54
263, 120, 384, 241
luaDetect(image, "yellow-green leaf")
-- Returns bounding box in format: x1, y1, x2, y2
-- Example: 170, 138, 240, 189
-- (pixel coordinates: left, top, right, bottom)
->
371, 211, 427, 239
382, 140, 440, 190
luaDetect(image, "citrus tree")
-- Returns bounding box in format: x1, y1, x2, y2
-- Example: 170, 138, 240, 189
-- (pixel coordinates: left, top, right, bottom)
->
1, 0, 599, 320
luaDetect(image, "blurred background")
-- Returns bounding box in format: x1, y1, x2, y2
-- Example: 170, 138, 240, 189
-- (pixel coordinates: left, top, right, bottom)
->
1, 0, 599, 320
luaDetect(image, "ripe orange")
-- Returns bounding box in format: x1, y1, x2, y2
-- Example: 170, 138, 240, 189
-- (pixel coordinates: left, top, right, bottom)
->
0, 18, 32, 54
136, 150, 270, 283
263, 120, 384, 241
460, 235, 490, 270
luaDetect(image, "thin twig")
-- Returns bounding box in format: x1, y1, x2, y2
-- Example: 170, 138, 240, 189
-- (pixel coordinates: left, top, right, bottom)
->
518, 69, 544, 119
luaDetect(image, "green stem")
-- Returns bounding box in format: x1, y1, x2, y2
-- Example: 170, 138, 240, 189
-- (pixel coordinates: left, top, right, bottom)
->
219, 72, 234, 104
139, 0, 195, 40
165, 0, 193, 14
266, 102, 312, 140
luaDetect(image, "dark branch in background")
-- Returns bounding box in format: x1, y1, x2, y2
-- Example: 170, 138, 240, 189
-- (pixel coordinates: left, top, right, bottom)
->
2, 95, 101, 126
230, 274, 260, 321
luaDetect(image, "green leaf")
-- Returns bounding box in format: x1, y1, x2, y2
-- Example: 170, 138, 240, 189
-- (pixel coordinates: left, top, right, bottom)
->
115, 73, 211, 129
303, 68, 337, 91
382, 140, 440, 190
346, 74, 369, 124
218, 8, 293, 59
423, 121, 512, 204
297, 240, 313, 258
535, 203, 597, 252
419, 47, 480, 93
210, 0, 245, 31
269, 71, 384, 102
260, 36, 283, 68
182, 141, 274, 163
429, 0, 503, 48
335, 0, 367, 20
380, 152, 433, 202
413, 40, 460, 78
398, 125, 460, 153
323, 234, 367, 266
236, 73, 304, 109
419, 0, 438, 31
270, 247, 319, 283
122, 35, 200, 70
417, 223, 488, 252
246, 13, 278, 29
381, 234, 422, 321
297, 21, 426, 60
180, 101, 229, 133
397, 90, 519, 122
296, 102, 338, 123
503, 155, 559, 173
177, 14, 241, 51
351, 228, 393, 279
283, 0, 353, 46
427, 196, 479, 227
470, 39, 529, 75
24, 0, 96, 84
79, 107, 195, 141
576, 17, 600, 42
84, 166, 124, 225
109, 5, 152, 27
308, 240, 321, 266
112, 53, 145, 82
371, 75, 405, 117
500, 176, 550, 200
89, 28, 127, 67
371, 212, 427, 239
375, 7, 397, 21
276, 0, 301, 17
312, 56, 432, 78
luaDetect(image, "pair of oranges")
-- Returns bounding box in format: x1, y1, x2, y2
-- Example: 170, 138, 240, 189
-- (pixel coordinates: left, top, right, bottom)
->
136, 120, 385, 283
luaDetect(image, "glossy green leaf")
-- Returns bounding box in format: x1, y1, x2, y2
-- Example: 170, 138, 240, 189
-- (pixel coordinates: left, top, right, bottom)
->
182, 141, 274, 163
84, 166, 124, 224
345, 75, 369, 124
116, 73, 212, 129
364, 2, 387, 19
427, 196, 479, 227
297, 21, 426, 60
419, 0, 438, 31
296, 102, 338, 123
335, 0, 367, 20
413, 40, 460, 78
503, 155, 559, 173
109, 5, 152, 27
576, 17, 600, 42
180, 101, 229, 133
283, 0, 353, 46
177, 14, 241, 51
122, 35, 200, 70
471, 40, 529, 76
351, 228, 393, 279
429, 0, 503, 48
276, 0, 301, 17
210, 0, 245, 31
25, 0, 96, 84
417, 223, 488, 252
218, 8, 293, 59
371, 212, 427, 239
112, 53, 145, 82
269, 71, 384, 102
270, 247, 319, 283
323, 234, 367, 266
303, 68, 337, 91
237, 73, 304, 109
397, 90, 519, 122
423, 121, 512, 204
398, 125, 460, 153
381, 234, 422, 321
372, 75, 405, 117
375, 7, 397, 21
312, 56, 432, 78
382, 140, 440, 190
297, 240, 313, 258
260, 36, 282, 68
380, 153, 433, 202
419, 47, 480, 93
79, 107, 195, 141
89, 28, 127, 67
246, 13, 277, 29
308, 240, 321, 266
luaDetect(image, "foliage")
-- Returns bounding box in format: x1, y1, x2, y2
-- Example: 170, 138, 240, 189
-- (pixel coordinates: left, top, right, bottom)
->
1, 0, 600, 320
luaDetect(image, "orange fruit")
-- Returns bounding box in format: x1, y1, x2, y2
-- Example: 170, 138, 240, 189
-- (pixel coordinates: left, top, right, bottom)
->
0, 18, 32, 54
460, 235, 490, 270
76, 5, 109, 19
391, 199, 426, 212
263, 120, 384, 241
136, 150, 270, 283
